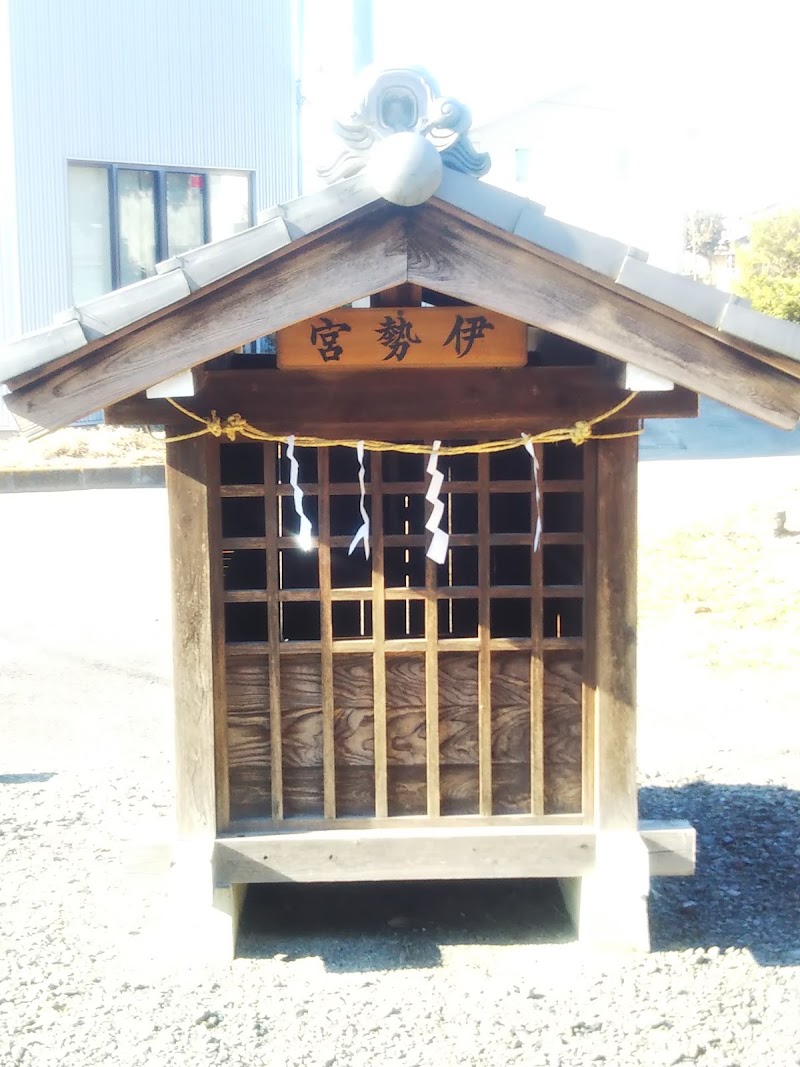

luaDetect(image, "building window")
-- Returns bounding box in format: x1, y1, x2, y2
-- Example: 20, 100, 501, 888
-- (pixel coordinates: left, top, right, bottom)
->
514, 147, 530, 184
68, 163, 253, 304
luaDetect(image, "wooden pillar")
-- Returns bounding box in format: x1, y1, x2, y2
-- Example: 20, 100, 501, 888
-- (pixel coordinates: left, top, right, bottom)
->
165, 435, 244, 959
594, 433, 639, 832
560, 432, 650, 951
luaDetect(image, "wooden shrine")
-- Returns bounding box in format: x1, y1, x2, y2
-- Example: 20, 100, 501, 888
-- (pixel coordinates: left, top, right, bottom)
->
4, 69, 800, 958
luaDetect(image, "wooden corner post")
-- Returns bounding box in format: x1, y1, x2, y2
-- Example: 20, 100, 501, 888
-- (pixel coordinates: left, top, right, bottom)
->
165, 435, 244, 960
560, 432, 650, 950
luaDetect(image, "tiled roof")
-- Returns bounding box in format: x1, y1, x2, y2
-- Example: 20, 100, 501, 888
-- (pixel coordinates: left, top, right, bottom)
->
3, 167, 800, 388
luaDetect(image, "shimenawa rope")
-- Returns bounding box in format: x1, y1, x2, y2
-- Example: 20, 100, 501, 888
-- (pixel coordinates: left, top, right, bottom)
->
163, 392, 642, 454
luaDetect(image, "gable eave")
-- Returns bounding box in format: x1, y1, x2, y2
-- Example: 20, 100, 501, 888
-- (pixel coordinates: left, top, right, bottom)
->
1, 173, 384, 393
431, 169, 800, 382
406, 200, 800, 430
5, 205, 408, 438
5, 166, 800, 436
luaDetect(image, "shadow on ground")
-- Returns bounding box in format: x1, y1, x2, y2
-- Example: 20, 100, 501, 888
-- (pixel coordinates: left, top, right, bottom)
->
0, 772, 57, 785
641, 398, 800, 461
237, 783, 800, 970
239, 878, 572, 971
641, 782, 800, 967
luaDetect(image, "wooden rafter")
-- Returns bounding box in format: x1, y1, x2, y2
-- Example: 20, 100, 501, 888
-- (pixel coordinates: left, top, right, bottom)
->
6, 198, 800, 434
6, 209, 407, 438
405, 207, 800, 429
106, 367, 699, 437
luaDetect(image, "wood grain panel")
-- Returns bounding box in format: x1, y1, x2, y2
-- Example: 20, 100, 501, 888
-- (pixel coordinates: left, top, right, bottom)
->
333, 655, 374, 765
492, 764, 532, 815
386, 765, 427, 817
491, 652, 531, 815
228, 716, 270, 820
281, 767, 326, 818
543, 650, 583, 815
490, 652, 530, 763
280, 655, 323, 766
386, 655, 426, 816
438, 653, 479, 765
226, 656, 271, 820
438, 653, 479, 815
226, 656, 269, 712
439, 764, 479, 816
385, 655, 427, 765
334, 766, 376, 818
227, 761, 271, 820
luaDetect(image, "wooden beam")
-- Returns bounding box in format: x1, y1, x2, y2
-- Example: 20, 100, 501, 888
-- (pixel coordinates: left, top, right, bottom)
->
104, 367, 699, 435
639, 820, 696, 877
530, 443, 544, 815
429, 194, 800, 386
214, 825, 597, 883
424, 553, 440, 818
477, 454, 492, 816
593, 432, 639, 831
263, 445, 284, 821
581, 442, 598, 822
370, 454, 388, 819
165, 436, 225, 839
317, 449, 336, 819
406, 206, 800, 428
212, 819, 695, 884
7, 211, 408, 437
128, 818, 694, 878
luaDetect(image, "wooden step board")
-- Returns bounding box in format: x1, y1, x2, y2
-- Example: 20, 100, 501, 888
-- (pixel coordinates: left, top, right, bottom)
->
213, 821, 696, 884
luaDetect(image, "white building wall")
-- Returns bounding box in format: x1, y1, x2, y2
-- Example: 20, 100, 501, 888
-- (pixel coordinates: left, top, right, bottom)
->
0, 0, 20, 344
6, 0, 299, 335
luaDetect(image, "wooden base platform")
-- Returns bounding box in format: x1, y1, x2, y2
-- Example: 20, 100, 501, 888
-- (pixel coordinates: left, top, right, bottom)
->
159, 820, 696, 960
213, 819, 694, 884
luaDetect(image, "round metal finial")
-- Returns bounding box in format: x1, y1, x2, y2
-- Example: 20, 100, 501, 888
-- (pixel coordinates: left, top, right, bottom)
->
366, 132, 443, 206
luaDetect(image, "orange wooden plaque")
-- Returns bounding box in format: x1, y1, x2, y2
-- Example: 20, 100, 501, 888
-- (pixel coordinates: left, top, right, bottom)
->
277, 306, 526, 369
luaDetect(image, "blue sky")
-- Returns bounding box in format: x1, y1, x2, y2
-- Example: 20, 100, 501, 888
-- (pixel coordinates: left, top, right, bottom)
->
302, 0, 800, 216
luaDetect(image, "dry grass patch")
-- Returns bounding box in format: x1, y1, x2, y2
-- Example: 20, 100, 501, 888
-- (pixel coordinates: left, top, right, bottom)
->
0, 426, 165, 470
638, 458, 800, 682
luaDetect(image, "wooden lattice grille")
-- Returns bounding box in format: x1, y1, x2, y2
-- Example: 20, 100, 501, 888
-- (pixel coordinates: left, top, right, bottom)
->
219, 439, 592, 826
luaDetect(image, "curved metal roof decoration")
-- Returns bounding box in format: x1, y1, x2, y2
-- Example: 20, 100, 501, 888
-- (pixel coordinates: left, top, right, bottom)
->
318, 66, 491, 185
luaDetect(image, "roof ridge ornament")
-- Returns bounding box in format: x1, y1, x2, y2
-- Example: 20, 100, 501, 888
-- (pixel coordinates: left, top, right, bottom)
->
318, 66, 491, 189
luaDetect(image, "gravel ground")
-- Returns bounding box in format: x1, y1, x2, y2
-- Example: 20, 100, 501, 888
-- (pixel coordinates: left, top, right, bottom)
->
1, 465, 799, 1067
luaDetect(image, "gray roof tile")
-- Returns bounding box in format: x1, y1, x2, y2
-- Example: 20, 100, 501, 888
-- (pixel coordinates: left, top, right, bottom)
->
0, 319, 88, 381
719, 300, 800, 362
56, 269, 191, 341
514, 209, 642, 279
155, 215, 293, 292
435, 167, 543, 233
280, 172, 379, 237
617, 256, 730, 328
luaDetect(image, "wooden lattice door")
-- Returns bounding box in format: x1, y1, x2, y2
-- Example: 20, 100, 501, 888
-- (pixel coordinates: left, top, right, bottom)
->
219, 438, 593, 827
